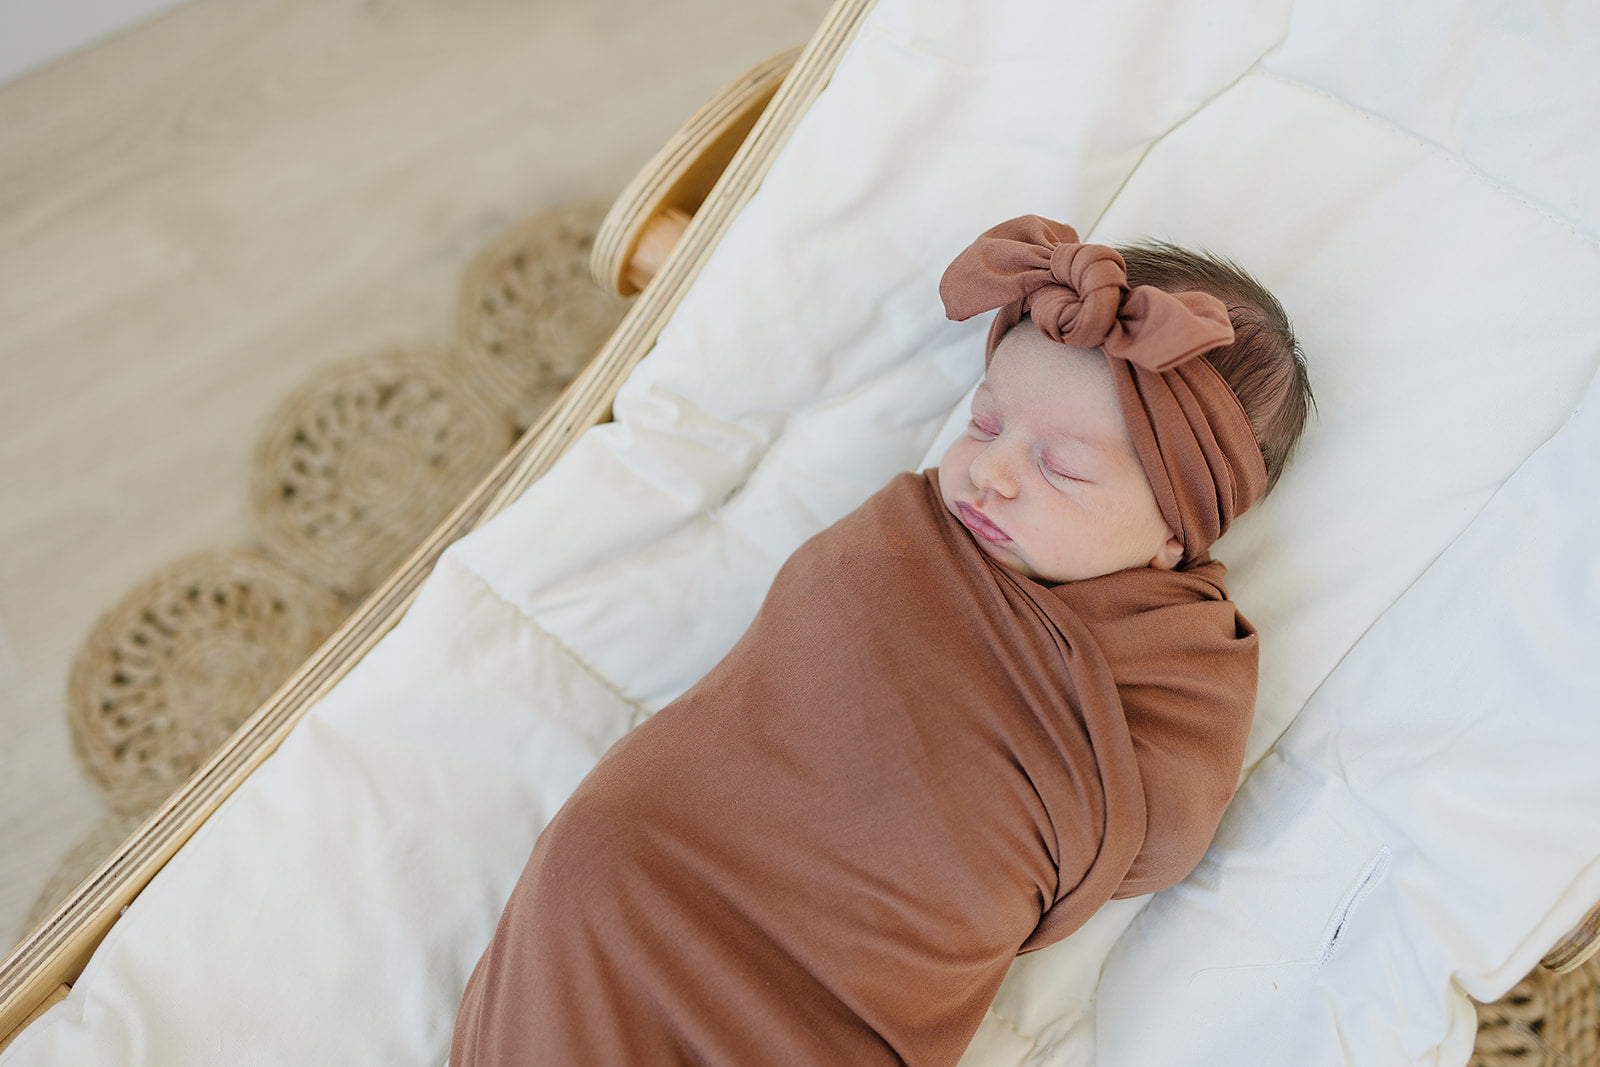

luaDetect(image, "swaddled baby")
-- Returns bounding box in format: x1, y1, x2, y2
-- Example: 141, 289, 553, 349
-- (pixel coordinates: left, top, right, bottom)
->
452, 215, 1312, 1065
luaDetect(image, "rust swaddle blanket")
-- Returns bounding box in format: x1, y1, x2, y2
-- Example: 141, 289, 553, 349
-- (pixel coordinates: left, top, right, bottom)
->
451, 470, 1258, 1064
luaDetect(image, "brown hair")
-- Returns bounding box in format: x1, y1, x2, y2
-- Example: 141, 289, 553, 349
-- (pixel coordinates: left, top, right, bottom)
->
1117, 241, 1313, 496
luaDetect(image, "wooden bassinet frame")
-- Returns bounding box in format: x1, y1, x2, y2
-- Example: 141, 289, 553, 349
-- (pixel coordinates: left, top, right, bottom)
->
2, 0, 1596, 1047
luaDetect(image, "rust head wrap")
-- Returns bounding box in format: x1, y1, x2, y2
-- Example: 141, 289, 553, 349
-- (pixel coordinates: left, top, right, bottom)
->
939, 214, 1269, 561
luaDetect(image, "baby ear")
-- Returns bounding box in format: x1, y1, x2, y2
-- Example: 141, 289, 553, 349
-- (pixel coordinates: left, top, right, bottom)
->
1149, 533, 1184, 571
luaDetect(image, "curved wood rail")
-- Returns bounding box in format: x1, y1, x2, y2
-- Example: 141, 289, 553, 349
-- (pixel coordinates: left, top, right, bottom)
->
1542, 900, 1600, 974
0, 0, 878, 1049
591, 46, 800, 296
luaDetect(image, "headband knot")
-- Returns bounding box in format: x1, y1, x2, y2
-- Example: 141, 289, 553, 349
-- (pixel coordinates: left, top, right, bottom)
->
939, 214, 1270, 561
939, 215, 1235, 372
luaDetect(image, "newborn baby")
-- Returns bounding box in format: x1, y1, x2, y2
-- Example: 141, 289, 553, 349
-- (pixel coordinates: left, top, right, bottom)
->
452, 215, 1311, 1065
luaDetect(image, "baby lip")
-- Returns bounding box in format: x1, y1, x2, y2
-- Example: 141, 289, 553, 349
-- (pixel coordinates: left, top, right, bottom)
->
957, 502, 1011, 544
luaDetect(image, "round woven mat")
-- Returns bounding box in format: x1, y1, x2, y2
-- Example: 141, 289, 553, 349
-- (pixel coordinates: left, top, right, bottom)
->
453, 199, 629, 428
66, 546, 346, 812
248, 349, 513, 599
1473, 956, 1600, 1066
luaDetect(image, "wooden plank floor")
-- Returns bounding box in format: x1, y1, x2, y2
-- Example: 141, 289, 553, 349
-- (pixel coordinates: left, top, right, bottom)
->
0, 0, 830, 951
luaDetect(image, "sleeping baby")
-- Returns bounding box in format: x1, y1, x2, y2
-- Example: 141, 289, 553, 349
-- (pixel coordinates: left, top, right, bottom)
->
451, 214, 1312, 1065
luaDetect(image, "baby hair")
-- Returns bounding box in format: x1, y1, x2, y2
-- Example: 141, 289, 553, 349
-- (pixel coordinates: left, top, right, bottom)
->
1118, 242, 1312, 497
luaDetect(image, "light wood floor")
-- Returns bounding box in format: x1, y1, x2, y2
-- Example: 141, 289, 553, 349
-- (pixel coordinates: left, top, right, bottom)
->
0, 0, 831, 951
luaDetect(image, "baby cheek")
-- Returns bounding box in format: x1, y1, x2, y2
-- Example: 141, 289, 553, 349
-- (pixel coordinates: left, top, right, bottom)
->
938, 436, 971, 484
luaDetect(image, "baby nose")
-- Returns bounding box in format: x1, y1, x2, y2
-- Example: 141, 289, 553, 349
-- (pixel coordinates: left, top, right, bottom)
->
970, 440, 1022, 497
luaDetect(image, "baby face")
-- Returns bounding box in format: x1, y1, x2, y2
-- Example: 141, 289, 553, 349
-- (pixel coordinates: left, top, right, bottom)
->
938, 326, 1182, 583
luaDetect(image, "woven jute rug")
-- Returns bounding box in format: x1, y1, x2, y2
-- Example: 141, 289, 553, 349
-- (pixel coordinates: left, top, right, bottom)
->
248, 348, 513, 601
65, 546, 346, 809
452, 199, 629, 430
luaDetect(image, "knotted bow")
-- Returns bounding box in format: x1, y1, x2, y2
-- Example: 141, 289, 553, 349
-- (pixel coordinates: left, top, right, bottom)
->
939, 215, 1269, 561
939, 215, 1236, 371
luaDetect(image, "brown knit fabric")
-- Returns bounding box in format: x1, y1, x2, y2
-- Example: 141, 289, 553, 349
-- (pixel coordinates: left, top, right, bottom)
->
453, 470, 1257, 1065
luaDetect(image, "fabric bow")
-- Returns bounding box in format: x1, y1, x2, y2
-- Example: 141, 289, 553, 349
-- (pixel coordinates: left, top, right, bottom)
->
938, 215, 1235, 371
939, 214, 1269, 561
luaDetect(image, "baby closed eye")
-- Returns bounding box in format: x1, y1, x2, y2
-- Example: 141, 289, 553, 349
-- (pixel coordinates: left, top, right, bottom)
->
1040, 457, 1088, 484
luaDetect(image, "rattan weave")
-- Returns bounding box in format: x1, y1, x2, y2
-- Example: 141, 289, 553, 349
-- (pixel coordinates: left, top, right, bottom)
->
452, 200, 628, 428
1473, 956, 1600, 1066
248, 349, 513, 599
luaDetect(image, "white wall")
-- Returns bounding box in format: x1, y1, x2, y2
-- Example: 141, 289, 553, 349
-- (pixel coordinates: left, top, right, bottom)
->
0, 0, 191, 86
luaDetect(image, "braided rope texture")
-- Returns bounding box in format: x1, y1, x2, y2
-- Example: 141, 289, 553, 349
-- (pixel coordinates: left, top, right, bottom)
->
452, 199, 629, 429
248, 349, 512, 599
66, 547, 346, 805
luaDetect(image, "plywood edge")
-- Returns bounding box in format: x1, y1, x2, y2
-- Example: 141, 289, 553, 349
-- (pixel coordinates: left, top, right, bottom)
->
0, 984, 66, 1055
1542, 900, 1600, 974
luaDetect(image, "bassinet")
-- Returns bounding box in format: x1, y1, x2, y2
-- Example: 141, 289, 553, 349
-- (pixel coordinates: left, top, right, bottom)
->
4, 0, 1600, 1062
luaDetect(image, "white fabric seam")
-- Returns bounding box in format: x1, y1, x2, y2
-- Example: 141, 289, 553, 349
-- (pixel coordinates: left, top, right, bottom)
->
441, 554, 646, 719
1251, 67, 1600, 252
1316, 845, 1393, 967
980, 1002, 1039, 1056
1086, 37, 1290, 238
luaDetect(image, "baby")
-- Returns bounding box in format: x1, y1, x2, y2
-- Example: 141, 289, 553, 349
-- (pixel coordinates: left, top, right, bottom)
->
452, 215, 1311, 1065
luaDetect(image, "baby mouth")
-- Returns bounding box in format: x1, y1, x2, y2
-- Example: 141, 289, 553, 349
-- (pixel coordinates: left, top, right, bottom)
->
956, 502, 1011, 544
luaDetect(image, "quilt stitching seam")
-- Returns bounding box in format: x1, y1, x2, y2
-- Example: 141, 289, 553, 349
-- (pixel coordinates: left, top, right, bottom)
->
445, 556, 646, 719
1087, 39, 1290, 238
1251, 67, 1600, 253
981, 1002, 1040, 1056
